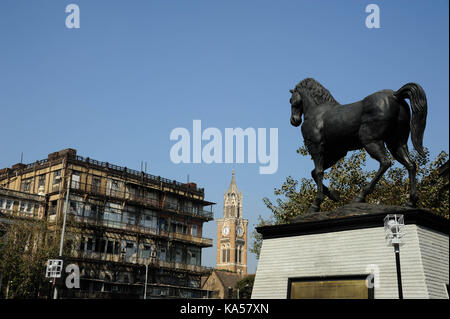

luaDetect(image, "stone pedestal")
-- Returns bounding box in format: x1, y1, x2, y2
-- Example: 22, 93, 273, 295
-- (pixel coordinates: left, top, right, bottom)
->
251, 203, 449, 299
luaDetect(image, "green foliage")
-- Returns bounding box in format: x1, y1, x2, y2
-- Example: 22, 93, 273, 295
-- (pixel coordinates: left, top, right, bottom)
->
0, 216, 79, 299
234, 274, 255, 299
251, 147, 449, 259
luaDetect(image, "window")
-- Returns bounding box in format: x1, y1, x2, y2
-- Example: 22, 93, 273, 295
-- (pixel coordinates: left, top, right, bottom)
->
53, 170, 61, 186
80, 237, 85, 252
38, 174, 46, 189
221, 244, 230, 263
5, 200, 12, 210
107, 179, 121, 197
175, 248, 182, 263
142, 245, 151, 259
191, 225, 198, 236
21, 179, 32, 192
26, 202, 33, 213
19, 201, 26, 212
71, 171, 81, 189
92, 177, 101, 193
159, 247, 167, 261
125, 242, 135, 259
171, 222, 188, 234
107, 241, 114, 254
49, 200, 57, 215
189, 248, 200, 265
159, 218, 168, 232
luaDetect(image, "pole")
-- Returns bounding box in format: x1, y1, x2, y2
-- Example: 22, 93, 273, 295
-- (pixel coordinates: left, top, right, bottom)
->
59, 175, 71, 257
54, 175, 71, 299
144, 264, 149, 299
394, 243, 403, 299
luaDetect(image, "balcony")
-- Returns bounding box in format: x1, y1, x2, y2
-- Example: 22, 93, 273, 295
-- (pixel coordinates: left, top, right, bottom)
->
71, 251, 212, 274
69, 181, 213, 221
69, 214, 213, 247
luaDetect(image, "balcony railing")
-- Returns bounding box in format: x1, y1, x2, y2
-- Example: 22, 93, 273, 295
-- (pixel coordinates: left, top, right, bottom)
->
69, 181, 213, 220
71, 251, 211, 274
70, 215, 213, 247
0, 208, 41, 220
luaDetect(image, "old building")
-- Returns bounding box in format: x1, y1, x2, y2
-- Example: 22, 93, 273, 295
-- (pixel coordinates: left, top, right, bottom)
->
216, 170, 248, 275
0, 148, 214, 298
201, 269, 243, 299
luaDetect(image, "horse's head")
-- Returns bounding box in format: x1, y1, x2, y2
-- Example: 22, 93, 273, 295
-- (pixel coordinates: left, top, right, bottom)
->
289, 89, 303, 127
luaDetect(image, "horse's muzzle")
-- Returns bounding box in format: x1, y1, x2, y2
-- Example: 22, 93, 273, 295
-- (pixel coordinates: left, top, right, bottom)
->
290, 116, 302, 127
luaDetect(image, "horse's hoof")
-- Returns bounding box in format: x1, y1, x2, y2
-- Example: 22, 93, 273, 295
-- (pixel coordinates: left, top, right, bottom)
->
351, 195, 365, 204
329, 190, 341, 202
307, 205, 320, 213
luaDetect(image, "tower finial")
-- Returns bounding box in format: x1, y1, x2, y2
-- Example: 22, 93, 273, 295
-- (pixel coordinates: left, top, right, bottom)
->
228, 169, 237, 192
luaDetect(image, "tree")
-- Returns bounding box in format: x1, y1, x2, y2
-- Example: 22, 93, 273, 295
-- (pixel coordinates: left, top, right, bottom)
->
235, 274, 255, 299
0, 216, 77, 299
250, 147, 449, 259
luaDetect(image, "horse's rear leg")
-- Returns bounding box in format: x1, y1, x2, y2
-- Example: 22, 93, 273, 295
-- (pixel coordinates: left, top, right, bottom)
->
387, 143, 418, 207
353, 141, 392, 203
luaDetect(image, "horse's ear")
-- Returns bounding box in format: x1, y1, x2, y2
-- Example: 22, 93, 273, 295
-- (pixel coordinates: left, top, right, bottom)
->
289, 89, 294, 94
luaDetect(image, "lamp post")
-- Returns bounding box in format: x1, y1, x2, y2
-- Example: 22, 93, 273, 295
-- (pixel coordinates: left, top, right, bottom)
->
144, 263, 149, 299
143, 255, 156, 299
59, 175, 71, 257
53, 174, 71, 299
384, 214, 406, 299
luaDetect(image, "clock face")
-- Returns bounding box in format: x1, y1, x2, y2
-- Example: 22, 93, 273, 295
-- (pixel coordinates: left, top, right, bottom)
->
237, 226, 244, 237
222, 226, 230, 236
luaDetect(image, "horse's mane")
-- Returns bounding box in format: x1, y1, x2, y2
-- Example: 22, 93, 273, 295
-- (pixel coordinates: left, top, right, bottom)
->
294, 78, 340, 106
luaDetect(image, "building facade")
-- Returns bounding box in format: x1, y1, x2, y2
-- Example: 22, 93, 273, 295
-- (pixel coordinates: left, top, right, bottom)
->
0, 148, 214, 298
216, 170, 248, 275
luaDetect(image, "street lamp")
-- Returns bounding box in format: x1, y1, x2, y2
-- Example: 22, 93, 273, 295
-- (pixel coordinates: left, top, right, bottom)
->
384, 214, 406, 299
53, 174, 71, 299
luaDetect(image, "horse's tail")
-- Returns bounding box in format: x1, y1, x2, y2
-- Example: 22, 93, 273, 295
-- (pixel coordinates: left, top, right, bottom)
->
394, 83, 427, 157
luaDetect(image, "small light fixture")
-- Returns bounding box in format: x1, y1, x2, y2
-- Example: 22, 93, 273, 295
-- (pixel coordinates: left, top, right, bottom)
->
384, 214, 405, 246
384, 214, 406, 299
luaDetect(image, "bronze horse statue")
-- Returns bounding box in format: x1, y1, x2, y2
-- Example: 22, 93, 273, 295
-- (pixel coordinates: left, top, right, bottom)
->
289, 78, 427, 213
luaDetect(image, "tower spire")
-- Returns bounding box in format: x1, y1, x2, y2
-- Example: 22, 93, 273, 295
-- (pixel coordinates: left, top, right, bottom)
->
228, 169, 238, 193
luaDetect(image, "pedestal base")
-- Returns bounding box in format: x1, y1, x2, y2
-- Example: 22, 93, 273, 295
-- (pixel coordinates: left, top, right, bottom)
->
252, 204, 449, 299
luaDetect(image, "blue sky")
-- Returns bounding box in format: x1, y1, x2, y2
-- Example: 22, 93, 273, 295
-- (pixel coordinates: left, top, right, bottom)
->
0, 0, 448, 274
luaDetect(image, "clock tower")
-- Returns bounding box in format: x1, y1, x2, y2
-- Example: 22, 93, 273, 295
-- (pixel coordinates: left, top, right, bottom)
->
216, 170, 248, 275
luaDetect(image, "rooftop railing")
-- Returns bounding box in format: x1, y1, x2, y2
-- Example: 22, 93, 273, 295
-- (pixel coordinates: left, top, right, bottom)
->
2, 153, 205, 195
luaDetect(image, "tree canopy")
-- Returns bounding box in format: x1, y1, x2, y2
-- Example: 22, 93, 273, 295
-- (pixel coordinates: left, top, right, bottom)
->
250, 147, 449, 259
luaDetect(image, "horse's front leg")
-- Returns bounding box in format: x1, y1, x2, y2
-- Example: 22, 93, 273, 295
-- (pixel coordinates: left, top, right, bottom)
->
353, 141, 392, 203
308, 154, 325, 213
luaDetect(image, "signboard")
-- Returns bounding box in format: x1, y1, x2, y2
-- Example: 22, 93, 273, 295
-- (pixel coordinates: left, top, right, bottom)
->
46, 259, 63, 278
288, 275, 373, 299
